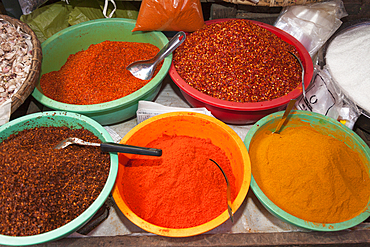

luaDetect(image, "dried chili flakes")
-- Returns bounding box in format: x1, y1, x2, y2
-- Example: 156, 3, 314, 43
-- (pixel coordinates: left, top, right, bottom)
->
173, 19, 302, 103
0, 127, 110, 236
40, 41, 161, 105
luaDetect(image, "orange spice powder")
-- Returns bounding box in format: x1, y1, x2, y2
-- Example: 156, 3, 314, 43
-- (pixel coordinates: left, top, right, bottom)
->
249, 123, 370, 224
40, 41, 160, 105
120, 134, 237, 228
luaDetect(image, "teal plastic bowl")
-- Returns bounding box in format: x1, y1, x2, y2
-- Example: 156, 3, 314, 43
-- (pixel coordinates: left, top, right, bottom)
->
0, 112, 118, 246
32, 18, 171, 125
244, 110, 370, 231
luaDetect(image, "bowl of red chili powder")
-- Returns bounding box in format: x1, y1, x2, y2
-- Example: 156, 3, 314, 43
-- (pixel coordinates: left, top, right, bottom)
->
112, 111, 251, 237
170, 18, 313, 125
32, 18, 171, 125
245, 110, 370, 231
0, 111, 118, 246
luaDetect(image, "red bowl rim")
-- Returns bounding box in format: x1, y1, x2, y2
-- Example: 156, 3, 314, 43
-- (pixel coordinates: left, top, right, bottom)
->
169, 18, 314, 112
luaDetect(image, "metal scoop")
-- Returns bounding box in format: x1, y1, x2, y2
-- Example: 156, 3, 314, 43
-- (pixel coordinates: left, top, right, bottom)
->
273, 99, 297, 134
272, 52, 302, 134
54, 137, 162, 156
126, 31, 186, 80
210, 159, 234, 223
288, 51, 305, 100
289, 51, 311, 110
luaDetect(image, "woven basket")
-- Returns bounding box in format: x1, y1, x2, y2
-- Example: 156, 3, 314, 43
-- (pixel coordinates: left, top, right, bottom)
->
222, 0, 324, 7
0, 14, 42, 114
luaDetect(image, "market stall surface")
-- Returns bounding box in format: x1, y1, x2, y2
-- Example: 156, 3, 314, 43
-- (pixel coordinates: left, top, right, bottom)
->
10, 75, 370, 247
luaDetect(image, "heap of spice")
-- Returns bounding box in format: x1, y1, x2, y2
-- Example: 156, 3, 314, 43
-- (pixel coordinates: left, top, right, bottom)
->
121, 134, 237, 228
40, 41, 160, 105
249, 122, 370, 224
173, 19, 302, 103
0, 127, 110, 236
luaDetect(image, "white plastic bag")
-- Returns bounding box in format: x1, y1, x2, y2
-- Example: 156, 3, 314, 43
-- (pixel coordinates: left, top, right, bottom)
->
274, 0, 347, 57
295, 66, 360, 129
0, 99, 12, 126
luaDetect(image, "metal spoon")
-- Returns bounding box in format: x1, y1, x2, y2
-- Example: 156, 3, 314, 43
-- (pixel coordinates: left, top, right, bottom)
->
288, 51, 305, 96
209, 159, 234, 223
273, 99, 297, 134
126, 31, 186, 80
270, 52, 302, 134
288, 51, 311, 110
54, 137, 162, 156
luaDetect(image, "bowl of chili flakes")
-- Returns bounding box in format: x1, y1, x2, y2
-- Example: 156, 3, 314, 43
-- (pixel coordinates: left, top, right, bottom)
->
32, 18, 171, 125
0, 111, 118, 246
170, 18, 313, 125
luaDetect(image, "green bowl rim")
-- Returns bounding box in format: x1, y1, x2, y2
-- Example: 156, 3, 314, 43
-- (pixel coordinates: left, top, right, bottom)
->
0, 111, 118, 246
244, 110, 370, 231
32, 18, 171, 113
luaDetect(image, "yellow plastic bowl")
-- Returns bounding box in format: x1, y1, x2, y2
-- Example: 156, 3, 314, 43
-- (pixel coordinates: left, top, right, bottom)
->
112, 112, 251, 237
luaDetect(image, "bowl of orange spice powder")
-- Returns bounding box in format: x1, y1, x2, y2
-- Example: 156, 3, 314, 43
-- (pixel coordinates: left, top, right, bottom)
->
170, 18, 314, 125
112, 111, 251, 237
32, 18, 171, 125
245, 110, 370, 231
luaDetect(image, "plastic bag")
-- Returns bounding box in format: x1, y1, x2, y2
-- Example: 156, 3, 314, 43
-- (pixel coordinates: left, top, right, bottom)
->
274, 0, 347, 57
18, 0, 49, 15
132, 0, 205, 32
295, 65, 360, 129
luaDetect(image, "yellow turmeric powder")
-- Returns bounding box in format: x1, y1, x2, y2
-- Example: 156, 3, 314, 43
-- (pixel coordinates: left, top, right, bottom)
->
249, 123, 370, 223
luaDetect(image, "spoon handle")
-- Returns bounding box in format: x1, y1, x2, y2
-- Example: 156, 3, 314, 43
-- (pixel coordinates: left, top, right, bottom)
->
274, 99, 297, 134
153, 31, 186, 65
288, 52, 305, 98
100, 142, 162, 156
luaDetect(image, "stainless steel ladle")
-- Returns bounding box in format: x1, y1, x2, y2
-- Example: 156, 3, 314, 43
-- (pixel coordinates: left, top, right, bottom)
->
126, 31, 186, 80
210, 159, 234, 223
272, 52, 304, 134
288, 51, 310, 109
273, 99, 297, 134
54, 137, 162, 156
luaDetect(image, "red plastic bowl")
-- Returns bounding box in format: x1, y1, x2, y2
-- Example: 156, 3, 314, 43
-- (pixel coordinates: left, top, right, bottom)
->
169, 19, 314, 125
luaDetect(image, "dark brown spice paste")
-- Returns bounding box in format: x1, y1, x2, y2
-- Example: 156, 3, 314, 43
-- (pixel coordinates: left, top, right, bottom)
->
0, 127, 110, 236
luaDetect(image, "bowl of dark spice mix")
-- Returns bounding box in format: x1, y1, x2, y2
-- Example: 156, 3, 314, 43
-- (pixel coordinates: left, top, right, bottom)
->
245, 110, 370, 231
0, 14, 42, 115
112, 111, 251, 237
170, 18, 314, 124
0, 111, 118, 246
32, 18, 171, 125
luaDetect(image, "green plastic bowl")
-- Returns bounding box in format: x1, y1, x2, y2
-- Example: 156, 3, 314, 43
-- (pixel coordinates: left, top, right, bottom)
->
0, 111, 118, 246
244, 110, 370, 231
32, 18, 171, 125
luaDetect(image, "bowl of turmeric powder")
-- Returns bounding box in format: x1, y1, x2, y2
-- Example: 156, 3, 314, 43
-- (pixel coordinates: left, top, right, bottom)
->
32, 18, 171, 125
112, 111, 251, 237
245, 110, 370, 231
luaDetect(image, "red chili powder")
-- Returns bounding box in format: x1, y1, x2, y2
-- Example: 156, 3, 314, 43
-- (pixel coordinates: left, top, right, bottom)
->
40, 41, 161, 105
120, 134, 237, 228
